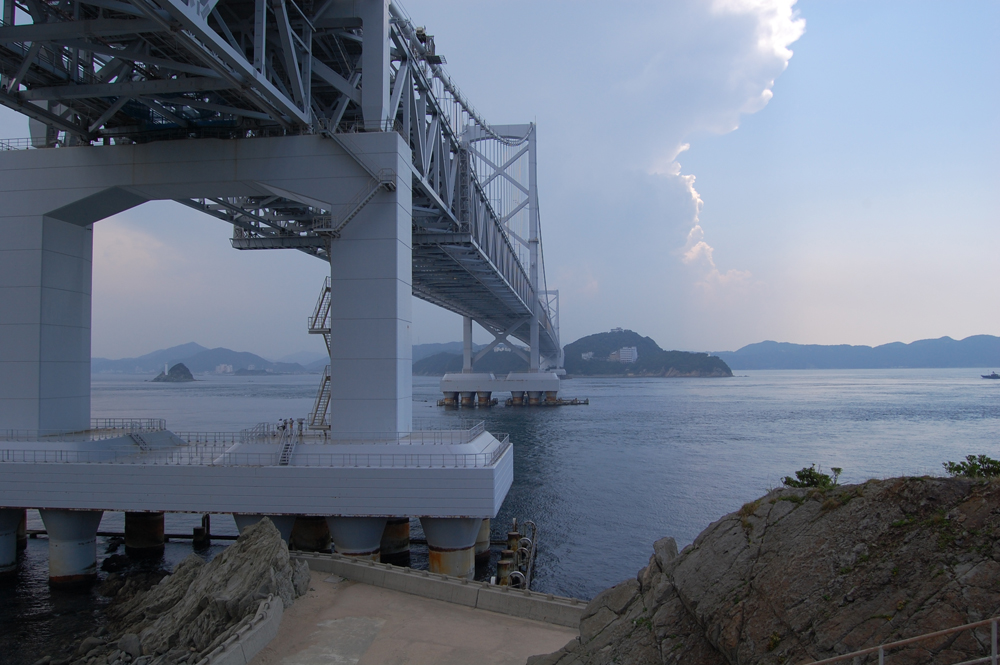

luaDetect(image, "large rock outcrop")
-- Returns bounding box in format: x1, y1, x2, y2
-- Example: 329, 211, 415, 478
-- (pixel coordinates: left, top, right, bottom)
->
51, 518, 309, 665
531, 477, 1000, 664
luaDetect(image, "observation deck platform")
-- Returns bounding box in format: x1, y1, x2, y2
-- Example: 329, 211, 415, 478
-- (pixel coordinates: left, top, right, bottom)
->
0, 420, 512, 519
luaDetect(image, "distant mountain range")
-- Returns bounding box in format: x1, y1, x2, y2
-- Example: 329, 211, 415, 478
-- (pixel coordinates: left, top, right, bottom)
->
92, 343, 311, 375
96, 334, 1000, 376
713, 335, 1000, 370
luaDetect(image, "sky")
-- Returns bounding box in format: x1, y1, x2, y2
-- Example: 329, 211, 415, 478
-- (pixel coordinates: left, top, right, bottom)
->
1, 0, 997, 359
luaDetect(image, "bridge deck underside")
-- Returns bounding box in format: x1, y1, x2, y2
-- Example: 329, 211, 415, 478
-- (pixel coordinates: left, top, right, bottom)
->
413, 238, 559, 359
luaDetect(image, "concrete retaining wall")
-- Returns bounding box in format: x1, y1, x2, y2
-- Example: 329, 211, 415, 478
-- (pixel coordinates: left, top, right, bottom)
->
294, 552, 584, 628
196, 595, 284, 665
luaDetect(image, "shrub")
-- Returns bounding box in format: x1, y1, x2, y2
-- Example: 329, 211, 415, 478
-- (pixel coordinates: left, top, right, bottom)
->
782, 465, 835, 489
943, 455, 1000, 478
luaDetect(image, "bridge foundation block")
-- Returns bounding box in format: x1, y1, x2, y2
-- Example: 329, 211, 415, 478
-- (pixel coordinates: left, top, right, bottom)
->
233, 514, 296, 543
39, 509, 103, 585
327, 517, 388, 561
421, 517, 481, 579
124, 511, 164, 558
380, 518, 411, 565
0, 508, 21, 575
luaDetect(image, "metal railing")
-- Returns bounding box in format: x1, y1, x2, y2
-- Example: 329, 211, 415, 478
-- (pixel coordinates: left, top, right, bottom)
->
239, 421, 488, 446
805, 616, 1000, 665
91, 418, 167, 431
174, 432, 242, 445
0, 434, 510, 469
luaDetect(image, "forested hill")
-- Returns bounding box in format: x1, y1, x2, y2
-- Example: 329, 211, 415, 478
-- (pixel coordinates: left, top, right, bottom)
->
714, 335, 1000, 370
565, 330, 732, 377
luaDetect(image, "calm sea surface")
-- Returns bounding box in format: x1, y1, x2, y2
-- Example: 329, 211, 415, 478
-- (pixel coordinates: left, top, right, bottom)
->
4, 369, 999, 662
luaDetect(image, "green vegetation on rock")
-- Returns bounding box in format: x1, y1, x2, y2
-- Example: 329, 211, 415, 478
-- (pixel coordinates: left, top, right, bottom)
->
943, 454, 1000, 478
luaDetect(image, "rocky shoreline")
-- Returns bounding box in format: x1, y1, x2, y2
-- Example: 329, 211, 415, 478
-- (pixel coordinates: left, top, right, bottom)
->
33, 520, 307, 665
531, 476, 1000, 664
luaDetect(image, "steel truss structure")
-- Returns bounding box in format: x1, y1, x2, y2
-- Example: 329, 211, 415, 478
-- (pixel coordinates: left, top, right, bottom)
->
0, 0, 560, 366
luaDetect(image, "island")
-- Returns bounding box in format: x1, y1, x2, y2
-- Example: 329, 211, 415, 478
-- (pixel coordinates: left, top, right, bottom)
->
151, 363, 195, 382
565, 329, 732, 377
413, 329, 733, 377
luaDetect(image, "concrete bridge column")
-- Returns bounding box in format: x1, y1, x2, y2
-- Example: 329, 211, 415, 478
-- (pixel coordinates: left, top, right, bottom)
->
39, 509, 103, 584
324, 132, 413, 433
420, 517, 481, 579
380, 517, 410, 565
0, 213, 95, 432
0, 508, 21, 575
290, 516, 331, 551
326, 516, 388, 561
124, 511, 164, 558
475, 518, 491, 563
17, 509, 27, 551
233, 514, 296, 543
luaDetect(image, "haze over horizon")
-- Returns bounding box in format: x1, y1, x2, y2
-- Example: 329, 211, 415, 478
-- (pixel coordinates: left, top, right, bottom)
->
2, 0, 996, 360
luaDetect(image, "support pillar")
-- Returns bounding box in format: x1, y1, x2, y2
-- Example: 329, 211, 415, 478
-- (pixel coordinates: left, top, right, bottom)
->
0, 214, 95, 432
380, 517, 410, 566
420, 517, 481, 579
233, 514, 296, 543
477, 391, 492, 407
474, 518, 491, 563
39, 509, 103, 585
326, 517, 388, 561
442, 392, 458, 406
528, 391, 542, 406
0, 508, 21, 575
16, 509, 27, 552
290, 516, 331, 552
463, 316, 473, 373
124, 512, 164, 558
511, 391, 525, 406
460, 392, 474, 407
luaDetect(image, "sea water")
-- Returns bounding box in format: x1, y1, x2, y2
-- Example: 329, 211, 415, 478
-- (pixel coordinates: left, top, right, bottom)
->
3, 369, 999, 662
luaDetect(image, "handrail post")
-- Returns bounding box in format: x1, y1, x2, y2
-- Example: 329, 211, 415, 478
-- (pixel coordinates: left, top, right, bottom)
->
992, 619, 997, 665
878, 646, 884, 664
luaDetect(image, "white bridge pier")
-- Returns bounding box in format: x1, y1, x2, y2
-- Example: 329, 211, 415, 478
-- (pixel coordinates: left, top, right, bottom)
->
0, 0, 559, 582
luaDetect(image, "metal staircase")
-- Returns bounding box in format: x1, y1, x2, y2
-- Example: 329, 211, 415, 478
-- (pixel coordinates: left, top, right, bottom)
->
308, 277, 332, 353
309, 365, 332, 430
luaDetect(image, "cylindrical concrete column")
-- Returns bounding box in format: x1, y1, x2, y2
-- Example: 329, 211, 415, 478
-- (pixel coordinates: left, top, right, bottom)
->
477, 391, 492, 407
233, 514, 296, 543
459, 392, 474, 407
326, 517, 388, 561
16, 509, 27, 552
124, 512, 164, 558
39, 509, 103, 585
474, 518, 491, 563
442, 392, 458, 406
528, 391, 542, 406
0, 508, 21, 575
511, 391, 524, 406
380, 517, 410, 566
290, 516, 331, 552
545, 390, 558, 404
420, 517, 481, 579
